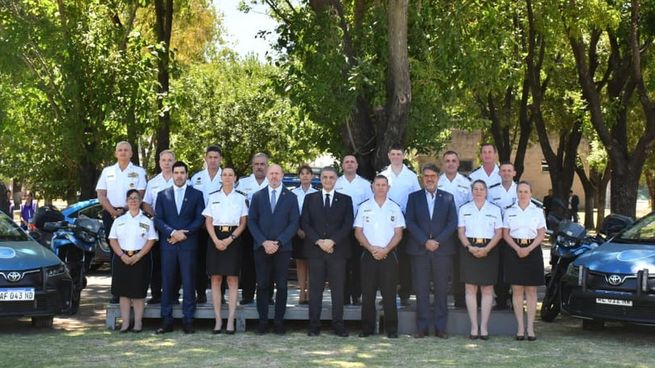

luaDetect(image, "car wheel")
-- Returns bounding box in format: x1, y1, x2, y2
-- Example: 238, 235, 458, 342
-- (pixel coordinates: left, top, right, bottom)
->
582, 319, 604, 330
31, 316, 54, 328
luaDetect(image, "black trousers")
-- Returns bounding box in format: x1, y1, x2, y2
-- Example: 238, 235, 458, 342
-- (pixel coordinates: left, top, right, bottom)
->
254, 249, 291, 324
196, 228, 209, 296
451, 236, 466, 305
344, 237, 362, 303
397, 236, 413, 300
149, 241, 162, 299
308, 257, 346, 330
494, 240, 511, 306
240, 228, 256, 301
101, 210, 118, 298
361, 251, 398, 335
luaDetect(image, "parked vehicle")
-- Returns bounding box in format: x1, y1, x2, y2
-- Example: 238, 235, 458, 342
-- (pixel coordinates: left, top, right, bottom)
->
541, 221, 603, 321
0, 211, 73, 328
560, 213, 655, 330
44, 217, 101, 314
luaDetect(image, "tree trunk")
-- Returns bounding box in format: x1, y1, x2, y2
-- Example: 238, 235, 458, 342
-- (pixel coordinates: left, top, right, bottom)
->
646, 169, 655, 211
154, 0, 173, 158
373, 0, 410, 170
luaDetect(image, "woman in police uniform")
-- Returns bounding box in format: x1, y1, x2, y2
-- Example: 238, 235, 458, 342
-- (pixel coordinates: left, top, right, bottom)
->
108, 189, 158, 333
502, 181, 546, 341
457, 180, 503, 340
291, 165, 317, 305
203, 167, 248, 334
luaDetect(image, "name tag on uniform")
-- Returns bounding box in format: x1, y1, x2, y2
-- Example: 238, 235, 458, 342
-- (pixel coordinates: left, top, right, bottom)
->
107, 174, 116, 182
508, 214, 517, 217
139, 222, 150, 231
128, 172, 139, 178
116, 222, 125, 227
485, 214, 496, 218
463, 213, 472, 217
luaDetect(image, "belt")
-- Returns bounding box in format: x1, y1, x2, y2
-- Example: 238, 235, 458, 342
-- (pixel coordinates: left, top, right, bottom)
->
121, 249, 140, 256
468, 237, 491, 246
513, 238, 534, 247
215, 225, 238, 232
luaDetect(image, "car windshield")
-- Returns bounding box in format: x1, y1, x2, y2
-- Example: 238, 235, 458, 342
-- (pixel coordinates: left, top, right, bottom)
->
615, 212, 655, 243
0, 215, 29, 241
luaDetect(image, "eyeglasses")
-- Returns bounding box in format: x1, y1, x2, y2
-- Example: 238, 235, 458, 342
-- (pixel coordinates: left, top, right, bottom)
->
127, 196, 141, 201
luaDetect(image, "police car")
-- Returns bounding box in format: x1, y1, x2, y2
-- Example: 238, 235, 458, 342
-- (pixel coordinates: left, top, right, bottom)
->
561, 212, 655, 329
0, 211, 73, 327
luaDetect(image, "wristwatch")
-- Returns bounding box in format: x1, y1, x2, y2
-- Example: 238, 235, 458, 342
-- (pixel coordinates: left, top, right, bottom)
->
230, 234, 237, 240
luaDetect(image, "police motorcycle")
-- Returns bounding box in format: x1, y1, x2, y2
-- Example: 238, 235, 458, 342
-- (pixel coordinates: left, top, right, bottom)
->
30, 209, 101, 314
540, 213, 633, 322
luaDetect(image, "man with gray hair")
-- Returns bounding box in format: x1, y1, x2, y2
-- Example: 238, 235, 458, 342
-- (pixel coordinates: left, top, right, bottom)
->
96, 141, 147, 303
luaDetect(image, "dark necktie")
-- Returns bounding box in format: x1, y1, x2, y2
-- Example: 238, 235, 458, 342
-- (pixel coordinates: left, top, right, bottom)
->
325, 193, 331, 209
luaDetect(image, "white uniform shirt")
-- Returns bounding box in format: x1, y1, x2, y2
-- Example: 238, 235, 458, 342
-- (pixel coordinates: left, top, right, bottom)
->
503, 202, 547, 239
143, 173, 174, 211
108, 210, 158, 251
488, 182, 517, 214
236, 174, 269, 202
202, 189, 248, 226
469, 165, 501, 188
291, 185, 318, 212
95, 162, 147, 207
190, 168, 222, 206
353, 198, 406, 248
458, 201, 503, 238
438, 173, 472, 212
335, 174, 373, 216
378, 165, 421, 213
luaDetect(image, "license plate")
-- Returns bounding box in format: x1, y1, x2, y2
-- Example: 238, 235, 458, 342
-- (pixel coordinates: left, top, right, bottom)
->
0, 288, 35, 301
596, 298, 633, 307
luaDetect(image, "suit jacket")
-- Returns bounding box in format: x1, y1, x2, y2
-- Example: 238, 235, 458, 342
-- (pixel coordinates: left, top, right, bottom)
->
405, 189, 458, 256
154, 185, 205, 250
248, 186, 299, 252
301, 191, 354, 259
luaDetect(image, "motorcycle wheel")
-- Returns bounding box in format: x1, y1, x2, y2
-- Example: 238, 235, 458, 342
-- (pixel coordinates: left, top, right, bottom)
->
540, 268, 561, 322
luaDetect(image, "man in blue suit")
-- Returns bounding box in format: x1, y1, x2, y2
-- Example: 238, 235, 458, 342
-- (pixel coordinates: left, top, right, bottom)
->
405, 163, 457, 338
154, 161, 205, 334
248, 164, 299, 335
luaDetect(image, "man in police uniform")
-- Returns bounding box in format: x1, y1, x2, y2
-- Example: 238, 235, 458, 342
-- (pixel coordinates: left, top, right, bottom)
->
189, 145, 223, 304
379, 144, 420, 306
335, 154, 372, 305
355, 175, 405, 338
437, 150, 471, 308
488, 162, 518, 310
96, 141, 147, 303
236, 153, 269, 304
469, 143, 501, 189
143, 149, 176, 304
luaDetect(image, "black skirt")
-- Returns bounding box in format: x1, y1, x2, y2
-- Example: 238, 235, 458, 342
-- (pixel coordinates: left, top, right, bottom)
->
292, 234, 305, 259
460, 244, 499, 285
206, 227, 242, 276
111, 252, 152, 299
504, 244, 545, 286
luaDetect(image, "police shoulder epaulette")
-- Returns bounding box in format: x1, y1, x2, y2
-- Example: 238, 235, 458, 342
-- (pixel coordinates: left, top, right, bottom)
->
235, 189, 247, 196
489, 182, 501, 189
388, 198, 401, 207
142, 211, 154, 220
531, 199, 543, 208
461, 173, 472, 181
504, 203, 515, 210
358, 198, 371, 206
459, 200, 473, 209
489, 201, 502, 210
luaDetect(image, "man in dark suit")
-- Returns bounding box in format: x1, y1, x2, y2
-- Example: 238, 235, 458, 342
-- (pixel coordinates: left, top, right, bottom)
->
154, 161, 205, 334
405, 163, 458, 338
248, 164, 300, 335
301, 167, 354, 337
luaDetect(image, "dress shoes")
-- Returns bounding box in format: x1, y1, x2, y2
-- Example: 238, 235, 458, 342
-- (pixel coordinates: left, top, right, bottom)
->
183, 323, 195, 334
156, 325, 173, 334
212, 328, 223, 335
435, 330, 449, 339
527, 335, 537, 341
225, 329, 235, 335
307, 328, 321, 337
256, 323, 268, 335
469, 334, 479, 340
119, 326, 131, 333
196, 293, 207, 304
413, 331, 427, 338
515, 334, 525, 341
273, 323, 286, 335
480, 335, 489, 341
147, 297, 161, 305
358, 332, 372, 338
387, 332, 399, 339
334, 329, 349, 337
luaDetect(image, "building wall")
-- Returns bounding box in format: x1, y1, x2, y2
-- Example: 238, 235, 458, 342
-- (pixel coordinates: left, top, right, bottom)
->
416, 129, 586, 207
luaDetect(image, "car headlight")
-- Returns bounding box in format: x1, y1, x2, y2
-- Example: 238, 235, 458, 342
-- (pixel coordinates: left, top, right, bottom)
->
566, 263, 580, 278
46, 264, 67, 277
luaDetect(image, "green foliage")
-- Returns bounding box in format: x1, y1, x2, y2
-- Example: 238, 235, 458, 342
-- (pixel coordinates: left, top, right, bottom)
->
172, 56, 321, 176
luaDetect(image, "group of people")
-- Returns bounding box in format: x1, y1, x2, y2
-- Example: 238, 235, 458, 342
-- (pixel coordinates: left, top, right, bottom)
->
97, 141, 547, 340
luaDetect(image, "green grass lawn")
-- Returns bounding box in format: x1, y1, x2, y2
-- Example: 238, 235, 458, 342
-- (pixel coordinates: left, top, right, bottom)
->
2, 316, 654, 368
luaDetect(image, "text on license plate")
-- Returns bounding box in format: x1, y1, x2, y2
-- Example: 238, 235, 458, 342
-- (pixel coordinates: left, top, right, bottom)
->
596, 298, 632, 307
0, 288, 35, 301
